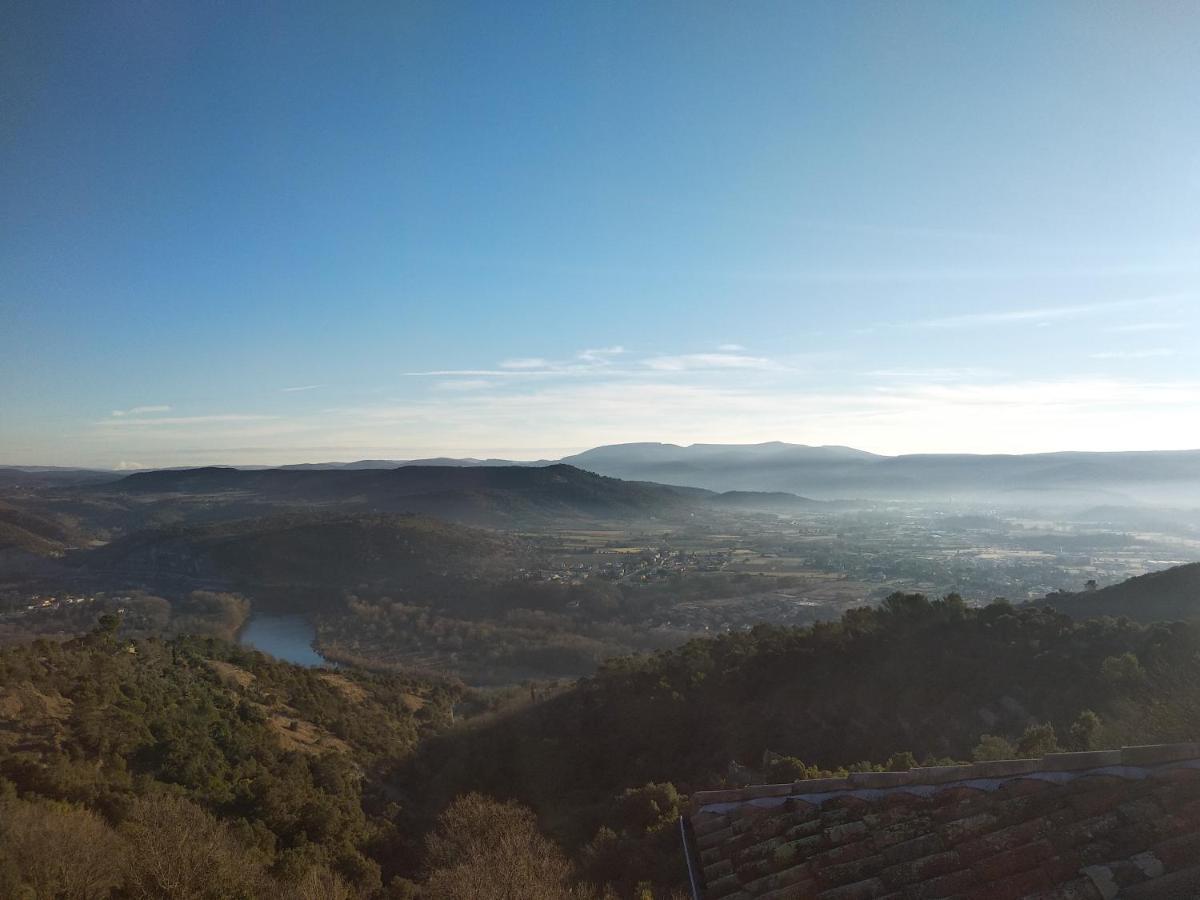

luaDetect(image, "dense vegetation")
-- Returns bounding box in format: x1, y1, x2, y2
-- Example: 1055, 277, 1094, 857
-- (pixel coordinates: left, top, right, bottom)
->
6, 592, 1200, 897
0, 590, 251, 644
0, 624, 462, 897
396, 595, 1200, 893
80, 513, 521, 605
1042, 562, 1200, 623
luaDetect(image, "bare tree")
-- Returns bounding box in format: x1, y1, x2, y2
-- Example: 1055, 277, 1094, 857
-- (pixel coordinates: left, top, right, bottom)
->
0, 797, 125, 900
425, 793, 591, 900
119, 793, 272, 900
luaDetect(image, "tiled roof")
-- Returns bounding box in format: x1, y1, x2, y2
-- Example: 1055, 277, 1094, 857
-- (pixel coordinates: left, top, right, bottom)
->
686, 743, 1200, 900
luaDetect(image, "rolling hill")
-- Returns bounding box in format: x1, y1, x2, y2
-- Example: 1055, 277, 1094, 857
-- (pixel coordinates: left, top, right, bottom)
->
82, 463, 821, 530
103, 463, 709, 525
1040, 562, 1200, 623
79, 512, 524, 601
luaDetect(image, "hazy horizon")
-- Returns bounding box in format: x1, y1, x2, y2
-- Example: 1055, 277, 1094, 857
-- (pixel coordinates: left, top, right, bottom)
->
4, 3, 1199, 467
8, 438, 1200, 474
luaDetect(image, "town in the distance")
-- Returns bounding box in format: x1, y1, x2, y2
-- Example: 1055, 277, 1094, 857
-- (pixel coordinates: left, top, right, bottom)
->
4, 441, 1200, 897
5, 442, 1199, 683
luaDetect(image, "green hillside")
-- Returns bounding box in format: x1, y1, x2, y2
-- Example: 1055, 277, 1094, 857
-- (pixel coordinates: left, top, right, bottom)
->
397, 596, 1200, 891
0, 625, 463, 897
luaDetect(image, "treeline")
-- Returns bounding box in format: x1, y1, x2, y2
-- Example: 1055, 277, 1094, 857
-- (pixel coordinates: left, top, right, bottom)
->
316, 570, 806, 683
0, 590, 250, 643
318, 592, 683, 685
395, 594, 1200, 893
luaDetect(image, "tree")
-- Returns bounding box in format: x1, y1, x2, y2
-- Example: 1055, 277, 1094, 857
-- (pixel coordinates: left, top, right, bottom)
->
972, 734, 1016, 762
885, 751, 918, 772
580, 784, 689, 898
1101, 652, 1147, 688
120, 793, 272, 900
610, 783, 681, 835
286, 865, 354, 900
424, 794, 581, 900
1069, 710, 1102, 750
0, 796, 125, 900
1016, 723, 1060, 758
881, 592, 932, 618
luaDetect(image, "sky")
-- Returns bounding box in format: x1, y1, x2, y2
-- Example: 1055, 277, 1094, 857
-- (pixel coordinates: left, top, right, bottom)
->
2, 1, 1199, 468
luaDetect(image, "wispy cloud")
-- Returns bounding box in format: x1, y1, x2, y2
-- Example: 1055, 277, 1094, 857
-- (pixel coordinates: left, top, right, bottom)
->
916, 295, 1181, 330
643, 352, 778, 372
413, 346, 814, 382
66, 365, 1200, 467
417, 346, 632, 379
281, 384, 325, 393
434, 379, 494, 391
1089, 349, 1175, 360
577, 345, 625, 364
111, 405, 171, 417
866, 367, 1005, 383
316, 374, 1200, 459
1104, 322, 1179, 333
97, 414, 277, 427
408, 369, 563, 378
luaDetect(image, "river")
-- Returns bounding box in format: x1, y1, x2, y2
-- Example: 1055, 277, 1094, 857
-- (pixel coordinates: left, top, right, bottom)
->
237, 614, 326, 667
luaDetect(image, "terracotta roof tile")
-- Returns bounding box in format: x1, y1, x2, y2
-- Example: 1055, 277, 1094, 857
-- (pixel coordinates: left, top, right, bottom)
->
687, 744, 1200, 899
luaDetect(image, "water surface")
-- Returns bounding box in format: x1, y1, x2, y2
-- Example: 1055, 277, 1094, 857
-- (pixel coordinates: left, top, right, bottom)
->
238, 614, 325, 667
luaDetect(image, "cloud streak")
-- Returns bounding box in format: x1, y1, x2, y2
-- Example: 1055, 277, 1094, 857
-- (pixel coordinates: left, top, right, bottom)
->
643, 352, 778, 372
111, 405, 171, 417
97, 414, 278, 427
1089, 349, 1175, 360
49, 335, 1198, 467
916, 295, 1183, 329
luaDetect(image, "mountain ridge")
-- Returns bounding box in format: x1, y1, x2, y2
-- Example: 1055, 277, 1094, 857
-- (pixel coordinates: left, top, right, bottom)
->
90, 463, 819, 528
13, 441, 1200, 506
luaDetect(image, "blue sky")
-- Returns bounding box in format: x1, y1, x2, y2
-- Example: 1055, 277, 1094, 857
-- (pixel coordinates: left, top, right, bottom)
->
2, 2, 1198, 467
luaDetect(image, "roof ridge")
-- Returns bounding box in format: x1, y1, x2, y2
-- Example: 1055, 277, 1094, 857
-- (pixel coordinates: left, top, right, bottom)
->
691, 741, 1199, 808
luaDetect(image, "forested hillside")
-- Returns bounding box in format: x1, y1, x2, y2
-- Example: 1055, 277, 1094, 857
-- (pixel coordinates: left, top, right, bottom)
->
0, 625, 463, 897
398, 596, 1200, 892
6, 596, 1200, 898
1043, 562, 1200, 623
80, 512, 522, 603
100, 464, 708, 528
0, 500, 78, 556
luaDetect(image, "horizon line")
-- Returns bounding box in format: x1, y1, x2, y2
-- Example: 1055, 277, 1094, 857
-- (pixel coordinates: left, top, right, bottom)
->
6, 441, 1200, 472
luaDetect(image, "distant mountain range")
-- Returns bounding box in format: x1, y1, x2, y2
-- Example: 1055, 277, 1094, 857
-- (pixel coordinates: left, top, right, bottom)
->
7, 441, 1200, 505
557, 443, 1200, 504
